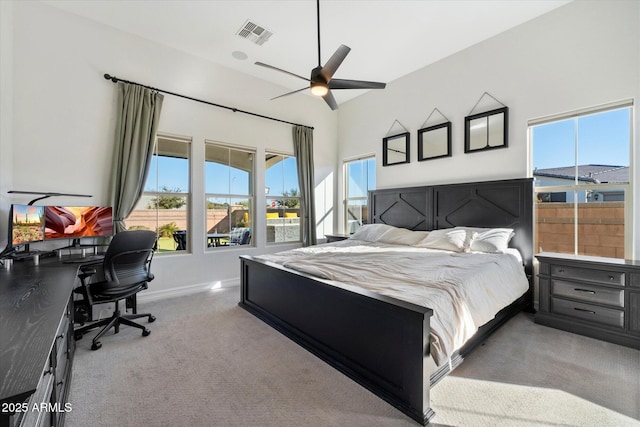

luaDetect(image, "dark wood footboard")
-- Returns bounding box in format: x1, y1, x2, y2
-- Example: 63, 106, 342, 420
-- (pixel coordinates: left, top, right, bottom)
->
239, 256, 436, 425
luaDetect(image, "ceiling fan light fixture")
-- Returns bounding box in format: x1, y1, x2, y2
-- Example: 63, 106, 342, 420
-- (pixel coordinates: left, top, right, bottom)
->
310, 82, 329, 97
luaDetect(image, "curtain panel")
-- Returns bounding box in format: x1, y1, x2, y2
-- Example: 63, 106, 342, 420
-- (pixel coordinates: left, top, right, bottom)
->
109, 82, 164, 233
292, 126, 317, 246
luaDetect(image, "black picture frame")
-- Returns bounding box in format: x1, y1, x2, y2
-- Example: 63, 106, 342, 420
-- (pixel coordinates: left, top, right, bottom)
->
382, 132, 410, 166
418, 122, 452, 161
464, 107, 508, 153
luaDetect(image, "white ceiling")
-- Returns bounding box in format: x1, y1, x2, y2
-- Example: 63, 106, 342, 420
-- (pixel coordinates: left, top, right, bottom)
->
43, 0, 571, 106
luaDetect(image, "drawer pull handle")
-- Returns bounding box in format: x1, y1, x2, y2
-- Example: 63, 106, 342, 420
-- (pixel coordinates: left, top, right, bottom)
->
574, 288, 596, 294
608, 275, 615, 281
574, 307, 596, 314
558, 268, 565, 273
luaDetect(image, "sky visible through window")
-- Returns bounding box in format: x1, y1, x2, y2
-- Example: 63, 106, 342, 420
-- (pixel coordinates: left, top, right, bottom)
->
532, 108, 630, 170
347, 158, 376, 198
145, 154, 299, 196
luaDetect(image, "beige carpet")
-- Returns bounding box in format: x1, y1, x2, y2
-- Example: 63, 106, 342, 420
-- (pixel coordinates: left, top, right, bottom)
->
66, 287, 640, 427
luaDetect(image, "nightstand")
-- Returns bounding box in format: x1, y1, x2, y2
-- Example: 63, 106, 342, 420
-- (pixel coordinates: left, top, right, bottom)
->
324, 234, 351, 243
535, 252, 640, 349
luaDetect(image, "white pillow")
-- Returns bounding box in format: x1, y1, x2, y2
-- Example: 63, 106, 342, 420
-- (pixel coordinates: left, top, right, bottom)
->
378, 227, 429, 245
454, 226, 515, 253
415, 228, 473, 252
349, 224, 396, 242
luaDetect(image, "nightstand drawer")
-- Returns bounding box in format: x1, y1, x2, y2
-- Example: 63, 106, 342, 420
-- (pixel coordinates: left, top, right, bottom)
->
551, 279, 624, 307
551, 297, 624, 328
551, 265, 624, 286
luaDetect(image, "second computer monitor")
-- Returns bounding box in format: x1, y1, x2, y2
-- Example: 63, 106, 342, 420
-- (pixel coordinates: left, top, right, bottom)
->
44, 206, 113, 240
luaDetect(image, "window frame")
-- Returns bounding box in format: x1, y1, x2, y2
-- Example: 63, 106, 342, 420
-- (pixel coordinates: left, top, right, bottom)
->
343, 154, 376, 234
128, 133, 191, 254
265, 150, 301, 245
529, 100, 633, 259
204, 140, 255, 250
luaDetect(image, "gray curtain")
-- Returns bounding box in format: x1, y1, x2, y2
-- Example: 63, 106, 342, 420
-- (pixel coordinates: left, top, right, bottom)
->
110, 82, 164, 233
292, 125, 317, 246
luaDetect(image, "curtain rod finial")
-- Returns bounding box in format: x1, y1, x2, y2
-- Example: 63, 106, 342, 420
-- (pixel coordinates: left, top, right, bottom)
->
104, 73, 117, 82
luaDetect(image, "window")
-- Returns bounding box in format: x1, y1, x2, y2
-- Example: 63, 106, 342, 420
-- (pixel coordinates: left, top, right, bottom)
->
530, 102, 632, 259
205, 142, 254, 248
344, 156, 376, 233
265, 152, 300, 244
126, 134, 191, 252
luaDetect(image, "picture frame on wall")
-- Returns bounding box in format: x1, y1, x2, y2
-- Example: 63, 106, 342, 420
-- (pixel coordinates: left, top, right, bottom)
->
464, 107, 508, 153
418, 122, 451, 161
382, 132, 410, 166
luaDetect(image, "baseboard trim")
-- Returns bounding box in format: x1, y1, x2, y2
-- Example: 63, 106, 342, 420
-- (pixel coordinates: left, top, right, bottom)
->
138, 278, 240, 303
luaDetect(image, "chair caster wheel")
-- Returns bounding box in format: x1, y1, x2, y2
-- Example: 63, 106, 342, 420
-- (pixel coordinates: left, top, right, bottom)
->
74, 332, 83, 340
142, 328, 151, 337
91, 341, 102, 351
148, 315, 156, 323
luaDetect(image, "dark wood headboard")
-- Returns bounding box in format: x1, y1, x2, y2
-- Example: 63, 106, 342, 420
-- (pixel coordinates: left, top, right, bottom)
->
368, 178, 534, 280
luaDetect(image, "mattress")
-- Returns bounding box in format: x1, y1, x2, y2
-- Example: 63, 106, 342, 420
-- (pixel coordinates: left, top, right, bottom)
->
256, 239, 529, 366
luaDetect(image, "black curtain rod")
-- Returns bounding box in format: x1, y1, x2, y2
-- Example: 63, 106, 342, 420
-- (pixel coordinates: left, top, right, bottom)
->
103, 74, 314, 130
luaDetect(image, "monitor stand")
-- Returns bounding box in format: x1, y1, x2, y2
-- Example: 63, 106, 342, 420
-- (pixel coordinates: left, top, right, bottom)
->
56, 239, 103, 259
6, 245, 48, 263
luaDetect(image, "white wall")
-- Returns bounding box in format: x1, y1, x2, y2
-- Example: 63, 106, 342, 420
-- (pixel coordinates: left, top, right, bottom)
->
337, 0, 640, 256
1, 1, 337, 296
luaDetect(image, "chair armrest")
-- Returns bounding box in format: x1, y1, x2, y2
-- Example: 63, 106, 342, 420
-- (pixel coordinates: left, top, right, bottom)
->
78, 266, 97, 278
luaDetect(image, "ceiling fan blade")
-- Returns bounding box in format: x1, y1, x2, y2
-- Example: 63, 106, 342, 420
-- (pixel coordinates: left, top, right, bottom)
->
329, 79, 386, 90
319, 45, 351, 82
255, 62, 311, 82
322, 90, 338, 110
271, 87, 308, 100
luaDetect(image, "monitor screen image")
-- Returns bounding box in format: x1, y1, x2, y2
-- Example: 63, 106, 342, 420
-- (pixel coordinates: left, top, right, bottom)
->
44, 206, 113, 240
11, 204, 45, 245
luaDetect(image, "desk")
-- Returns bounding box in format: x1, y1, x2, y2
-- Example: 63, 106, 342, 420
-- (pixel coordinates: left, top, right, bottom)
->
207, 233, 230, 247
0, 258, 78, 427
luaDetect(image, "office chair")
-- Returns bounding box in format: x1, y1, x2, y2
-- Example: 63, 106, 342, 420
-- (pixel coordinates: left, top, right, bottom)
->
74, 230, 157, 350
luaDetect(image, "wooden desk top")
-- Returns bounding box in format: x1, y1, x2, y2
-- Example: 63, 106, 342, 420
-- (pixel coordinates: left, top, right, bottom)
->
0, 258, 79, 404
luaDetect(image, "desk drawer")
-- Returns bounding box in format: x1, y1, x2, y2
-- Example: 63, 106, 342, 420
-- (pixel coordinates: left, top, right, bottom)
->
551, 297, 624, 328
551, 280, 624, 307
551, 265, 624, 286
20, 371, 54, 427
55, 330, 69, 381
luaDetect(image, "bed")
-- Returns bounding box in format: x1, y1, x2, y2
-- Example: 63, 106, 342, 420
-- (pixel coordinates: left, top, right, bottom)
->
239, 178, 533, 425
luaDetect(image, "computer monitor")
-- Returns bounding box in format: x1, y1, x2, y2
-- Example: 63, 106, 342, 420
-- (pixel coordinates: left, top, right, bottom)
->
10, 204, 46, 246
44, 206, 113, 240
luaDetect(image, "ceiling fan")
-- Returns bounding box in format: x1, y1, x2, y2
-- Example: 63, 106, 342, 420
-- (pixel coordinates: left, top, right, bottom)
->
255, 0, 386, 110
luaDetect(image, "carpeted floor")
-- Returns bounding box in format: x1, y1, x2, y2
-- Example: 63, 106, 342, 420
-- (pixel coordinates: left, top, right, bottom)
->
66, 286, 640, 427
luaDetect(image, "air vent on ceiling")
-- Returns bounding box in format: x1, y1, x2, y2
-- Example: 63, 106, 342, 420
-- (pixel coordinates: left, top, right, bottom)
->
237, 20, 273, 46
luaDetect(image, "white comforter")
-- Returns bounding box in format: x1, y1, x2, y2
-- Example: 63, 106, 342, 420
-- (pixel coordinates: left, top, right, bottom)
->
256, 239, 529, 366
